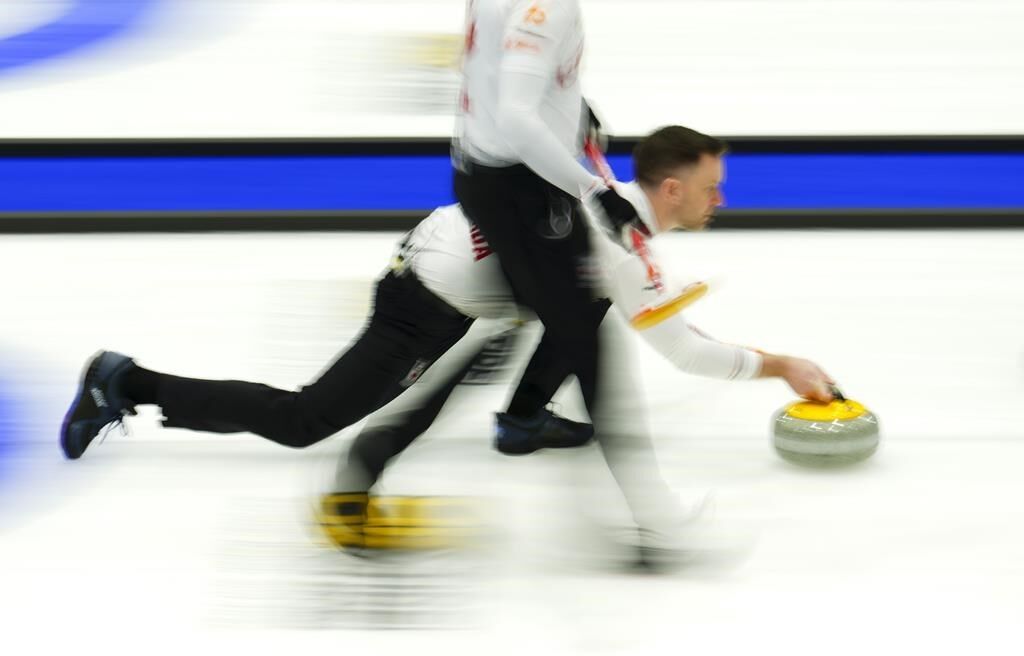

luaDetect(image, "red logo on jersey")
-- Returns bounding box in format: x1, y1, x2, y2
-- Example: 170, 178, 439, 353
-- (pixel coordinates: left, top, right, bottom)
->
525, 4, 547, 26
505, 37, 541, 53
556, 42, 584, 88
469, 224, 493, 261
465, 20, 477, 55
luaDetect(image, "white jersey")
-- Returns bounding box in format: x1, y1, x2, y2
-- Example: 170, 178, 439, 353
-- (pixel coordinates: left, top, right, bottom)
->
454, 0, 586, 167
396, 204, 517, 320
402, 184, 764, 381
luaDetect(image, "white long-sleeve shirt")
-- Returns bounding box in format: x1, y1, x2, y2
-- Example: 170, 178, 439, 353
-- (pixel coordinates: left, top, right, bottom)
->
399, 183, 763, 381
453, 0, 602, 198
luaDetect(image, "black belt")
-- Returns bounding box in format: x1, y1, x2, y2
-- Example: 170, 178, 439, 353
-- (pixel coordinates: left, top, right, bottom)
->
459, 162, 533, 177
452, 148, 533, 178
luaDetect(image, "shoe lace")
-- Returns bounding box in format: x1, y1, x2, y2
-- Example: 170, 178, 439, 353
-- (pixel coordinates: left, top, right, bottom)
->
98, 407, 136, 445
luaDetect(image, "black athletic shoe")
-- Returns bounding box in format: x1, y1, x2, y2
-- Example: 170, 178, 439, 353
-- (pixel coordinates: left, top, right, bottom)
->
494, 408, 594, 455
60, 351, 137, 460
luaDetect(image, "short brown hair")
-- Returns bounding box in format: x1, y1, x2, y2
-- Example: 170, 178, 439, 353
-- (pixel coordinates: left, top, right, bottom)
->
633, 126, 728, 188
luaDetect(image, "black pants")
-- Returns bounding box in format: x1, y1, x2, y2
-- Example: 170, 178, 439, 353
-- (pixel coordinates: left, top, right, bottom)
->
155, 271, 474, 448
454, 164, 605, 416
338, 300, 611, 492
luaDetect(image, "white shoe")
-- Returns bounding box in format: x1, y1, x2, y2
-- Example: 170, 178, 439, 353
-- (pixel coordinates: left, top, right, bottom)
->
634, 492, 753, 572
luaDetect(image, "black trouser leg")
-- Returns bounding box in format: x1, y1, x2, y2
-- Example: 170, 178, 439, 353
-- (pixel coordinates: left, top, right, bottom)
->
338, 350, 479, 491
336, 324, 523, 491
155, 272, 473, 448
454, 167, 604, 418
506, 299, 611, 418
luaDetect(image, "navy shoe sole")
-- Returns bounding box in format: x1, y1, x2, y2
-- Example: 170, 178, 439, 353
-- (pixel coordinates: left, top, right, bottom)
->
495, 437, 540, 456
60, 351, 134, 460
495, 411, 594, 456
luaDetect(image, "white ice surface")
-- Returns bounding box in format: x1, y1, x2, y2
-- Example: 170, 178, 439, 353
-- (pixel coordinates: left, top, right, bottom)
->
1, 230, 1022, 655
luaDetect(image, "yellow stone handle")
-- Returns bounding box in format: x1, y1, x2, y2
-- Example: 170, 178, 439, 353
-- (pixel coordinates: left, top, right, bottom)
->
784, 399, 867, 421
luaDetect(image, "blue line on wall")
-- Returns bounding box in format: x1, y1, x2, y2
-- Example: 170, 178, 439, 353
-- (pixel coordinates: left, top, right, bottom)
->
0, 153, 1022, 213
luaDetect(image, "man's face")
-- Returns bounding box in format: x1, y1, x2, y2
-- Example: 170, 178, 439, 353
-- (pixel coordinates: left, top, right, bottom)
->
666, 154, 725, 231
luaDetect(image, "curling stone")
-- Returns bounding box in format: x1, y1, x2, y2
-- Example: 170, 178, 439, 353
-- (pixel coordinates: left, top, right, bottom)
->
772, 395, 880, 467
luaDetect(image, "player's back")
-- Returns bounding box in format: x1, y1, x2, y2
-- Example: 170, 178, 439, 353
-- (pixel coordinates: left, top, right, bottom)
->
403, 205, 516, 319
455, 0, 586, 167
